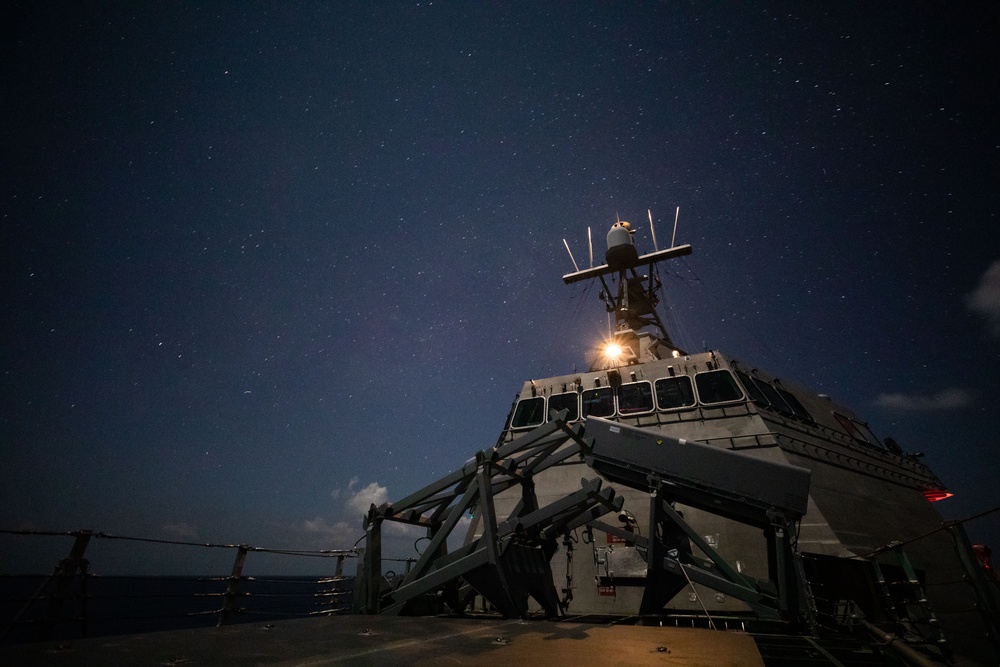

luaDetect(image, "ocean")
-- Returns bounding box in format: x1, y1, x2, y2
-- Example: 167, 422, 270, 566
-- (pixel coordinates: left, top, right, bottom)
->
0, 573, 355, 645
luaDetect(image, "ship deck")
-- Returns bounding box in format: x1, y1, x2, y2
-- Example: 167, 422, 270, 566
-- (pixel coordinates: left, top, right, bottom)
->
2, 614, 770, 666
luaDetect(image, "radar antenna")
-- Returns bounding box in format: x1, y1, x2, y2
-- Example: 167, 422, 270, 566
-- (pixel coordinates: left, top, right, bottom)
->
588, 226, 594, 267
562, 210, 693, 366
671, 206, 680, 248
562, 238, 580, 272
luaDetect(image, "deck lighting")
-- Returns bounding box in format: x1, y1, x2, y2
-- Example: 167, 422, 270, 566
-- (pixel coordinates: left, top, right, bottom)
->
603, 341, 623, 363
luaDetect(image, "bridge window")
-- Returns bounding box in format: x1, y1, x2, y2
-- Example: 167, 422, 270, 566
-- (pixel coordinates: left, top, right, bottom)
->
510, 397, 545, 429
834, 413, 883, 449
855, 421, 882, 448
754, 378, 796, 417
617, 381, 654, 414
655, 376, 695, 409
548, 392, 580, 421
582, 386, 615, 418
694, 370, 744, 404
736, 371, 814, 422
735, 371, 769, 408
775, 386, 813, 422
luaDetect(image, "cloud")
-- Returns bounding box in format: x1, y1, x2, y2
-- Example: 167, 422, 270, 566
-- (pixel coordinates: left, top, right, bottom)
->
966, 259, 1000, 336
342, 480, 427, 538
302, 516, 355, 538
326, 477, 386, 514
297, 517, 362, 551
346, 481, 389, 516
307, 479, 442, 551
160, 522, 199, 540
874, 387, 973, 411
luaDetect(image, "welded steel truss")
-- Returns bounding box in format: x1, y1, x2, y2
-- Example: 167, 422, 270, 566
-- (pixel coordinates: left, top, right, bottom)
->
584, 416, 813, 625
358, 412, 813, 626
357, 411, 624, 618
588, 493, 809, 623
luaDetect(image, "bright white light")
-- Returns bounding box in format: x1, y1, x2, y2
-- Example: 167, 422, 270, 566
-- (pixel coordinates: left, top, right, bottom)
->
604, 342, 623, 360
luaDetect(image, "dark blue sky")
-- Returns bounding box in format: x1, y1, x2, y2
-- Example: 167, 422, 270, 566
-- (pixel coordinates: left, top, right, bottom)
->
2, 2, 998, 574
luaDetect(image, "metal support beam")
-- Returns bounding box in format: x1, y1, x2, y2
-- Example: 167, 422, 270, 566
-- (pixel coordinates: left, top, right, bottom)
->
218, 545, 249, 626
360, 411, 813, 627
38, 530, 93, 641
359, 414, 624, 618
943, 522, 1000, 653
359, 505, 383, 614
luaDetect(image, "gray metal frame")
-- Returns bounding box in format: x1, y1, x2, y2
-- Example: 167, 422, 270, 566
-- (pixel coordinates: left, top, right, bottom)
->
584, 416, 814, 624
358, 412, 816, 627
357, 411, 624, 618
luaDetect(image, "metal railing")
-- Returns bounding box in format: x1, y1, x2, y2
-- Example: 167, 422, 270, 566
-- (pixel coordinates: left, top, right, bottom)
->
0, 529, 358, 644
800, 506, 1000, 664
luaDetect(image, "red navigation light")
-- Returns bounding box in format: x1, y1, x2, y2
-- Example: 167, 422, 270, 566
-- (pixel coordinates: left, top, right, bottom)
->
921, 489, 954, 502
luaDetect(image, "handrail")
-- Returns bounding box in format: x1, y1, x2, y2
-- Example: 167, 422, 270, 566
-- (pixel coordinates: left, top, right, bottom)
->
0, 528, 359, 556
0, 528, 359, 644
851, 506, 1000, 560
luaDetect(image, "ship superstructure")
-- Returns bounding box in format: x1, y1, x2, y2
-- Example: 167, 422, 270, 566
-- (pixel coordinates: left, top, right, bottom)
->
358, 213, 1000, 666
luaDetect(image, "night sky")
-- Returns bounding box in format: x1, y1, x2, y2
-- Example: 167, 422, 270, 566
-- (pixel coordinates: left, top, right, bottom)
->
2, 3, 998, 575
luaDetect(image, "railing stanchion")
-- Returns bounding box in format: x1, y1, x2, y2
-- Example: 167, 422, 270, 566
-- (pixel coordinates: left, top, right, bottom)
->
217, 544, 249, 627
39, 529, 93, 641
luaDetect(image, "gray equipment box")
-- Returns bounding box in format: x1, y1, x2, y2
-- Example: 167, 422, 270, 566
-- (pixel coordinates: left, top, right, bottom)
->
584, 417, 811, 524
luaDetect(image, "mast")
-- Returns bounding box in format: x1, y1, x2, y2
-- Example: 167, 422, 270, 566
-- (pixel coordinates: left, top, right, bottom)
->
563, 216, 692, 369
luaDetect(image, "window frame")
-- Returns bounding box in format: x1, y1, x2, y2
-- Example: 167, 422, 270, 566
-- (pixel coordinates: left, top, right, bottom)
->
547, 391, 580, 422
833, 412, 883, 449
581, 386, 616, 418
693, 369, 745, 405
616, 380, 655, 415
775, 385, 813, 422
734, 370, 770, 408
510, 396, 546, 430
654, 375, 697, 411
